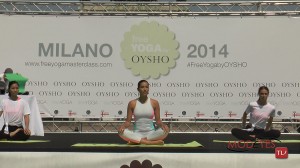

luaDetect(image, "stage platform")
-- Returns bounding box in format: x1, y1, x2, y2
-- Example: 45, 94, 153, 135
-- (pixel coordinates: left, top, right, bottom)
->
0, 133, 299, 154
1, 133, 299, 168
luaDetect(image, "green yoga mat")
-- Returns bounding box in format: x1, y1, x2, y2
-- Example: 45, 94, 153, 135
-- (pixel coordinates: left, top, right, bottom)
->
72, 141, 203, 148
0, 140, 50, 143
213, 140, 300, 143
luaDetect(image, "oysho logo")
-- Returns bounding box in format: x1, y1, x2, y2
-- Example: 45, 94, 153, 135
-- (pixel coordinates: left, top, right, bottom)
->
121, 21, 179, 79
275, 147, 288, 159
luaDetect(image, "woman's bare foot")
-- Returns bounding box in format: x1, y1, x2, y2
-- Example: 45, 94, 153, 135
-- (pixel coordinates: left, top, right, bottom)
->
141, 139, 164, 145
9, 128, 22, 137
127, 141, 140, 145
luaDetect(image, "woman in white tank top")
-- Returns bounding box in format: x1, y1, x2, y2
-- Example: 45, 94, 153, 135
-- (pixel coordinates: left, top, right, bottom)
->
118, 80, 169, 145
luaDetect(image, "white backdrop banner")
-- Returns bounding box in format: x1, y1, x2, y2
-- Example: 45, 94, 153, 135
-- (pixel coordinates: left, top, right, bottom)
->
0, 15, 300, 119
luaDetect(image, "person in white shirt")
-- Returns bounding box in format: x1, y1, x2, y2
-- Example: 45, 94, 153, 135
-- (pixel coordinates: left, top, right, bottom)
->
0, 81, 31, 140
118, 80, 169, 145
231, 86, 281, 141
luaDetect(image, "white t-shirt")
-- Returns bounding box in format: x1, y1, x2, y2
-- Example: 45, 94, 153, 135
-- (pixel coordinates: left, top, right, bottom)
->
245, 101, 275, 129
0, 97, 31, 126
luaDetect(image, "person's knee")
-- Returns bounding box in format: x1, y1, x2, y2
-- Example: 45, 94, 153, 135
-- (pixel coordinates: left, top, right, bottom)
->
118, 128, 129, 136
159, 128, 169, 139
160, 132, 168, 141
12, 131, 30, 141
273, 130, 281, 138
0, 132, 9, 140
231, 128, 239, 135
163, 130, 169, 136
23, 134, 30, 141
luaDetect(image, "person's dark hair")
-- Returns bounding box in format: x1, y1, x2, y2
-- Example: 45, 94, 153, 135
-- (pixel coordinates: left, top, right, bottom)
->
258, 86, 269, 94
8, 81, 19, 97
137, 80, 149, 88
4, 68, 13, 74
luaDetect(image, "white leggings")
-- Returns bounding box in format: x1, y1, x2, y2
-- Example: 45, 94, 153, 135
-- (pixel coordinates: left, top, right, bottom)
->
119, 128, 167, 143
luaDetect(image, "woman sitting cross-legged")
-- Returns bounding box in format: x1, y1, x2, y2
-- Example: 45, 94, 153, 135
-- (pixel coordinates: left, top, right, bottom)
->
0, 81, 31, 141
118, 80, 169, 145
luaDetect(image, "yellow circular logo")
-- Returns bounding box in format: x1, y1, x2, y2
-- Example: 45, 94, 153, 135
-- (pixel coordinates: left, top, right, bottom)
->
121, 21, 179, 79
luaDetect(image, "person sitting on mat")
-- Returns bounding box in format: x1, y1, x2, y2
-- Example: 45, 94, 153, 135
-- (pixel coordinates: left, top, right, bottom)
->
118, 80, 169, 145
231, 86, 281, 141
0, 81, 31, 140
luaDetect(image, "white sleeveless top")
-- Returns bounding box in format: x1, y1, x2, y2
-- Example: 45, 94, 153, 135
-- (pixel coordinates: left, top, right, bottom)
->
133, 98, 155, 132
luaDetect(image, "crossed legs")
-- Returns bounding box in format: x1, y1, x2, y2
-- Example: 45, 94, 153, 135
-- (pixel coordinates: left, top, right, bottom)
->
0, 125, 30, 141
119, 128, 168, 145
231, 128, 281, 141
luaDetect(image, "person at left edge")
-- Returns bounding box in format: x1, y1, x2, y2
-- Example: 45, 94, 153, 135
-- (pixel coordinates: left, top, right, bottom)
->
0, 68, 13, 94
0, 81, 31, 140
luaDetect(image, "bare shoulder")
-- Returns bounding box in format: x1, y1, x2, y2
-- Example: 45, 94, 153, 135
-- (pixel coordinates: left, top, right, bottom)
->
150, 98, 159, 107
128, 99, 137, 107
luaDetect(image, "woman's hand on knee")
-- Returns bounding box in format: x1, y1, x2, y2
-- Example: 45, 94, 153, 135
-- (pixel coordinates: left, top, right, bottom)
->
24, 128, 31, 135
118, 125, 126, 134
162, 124, 169, 133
